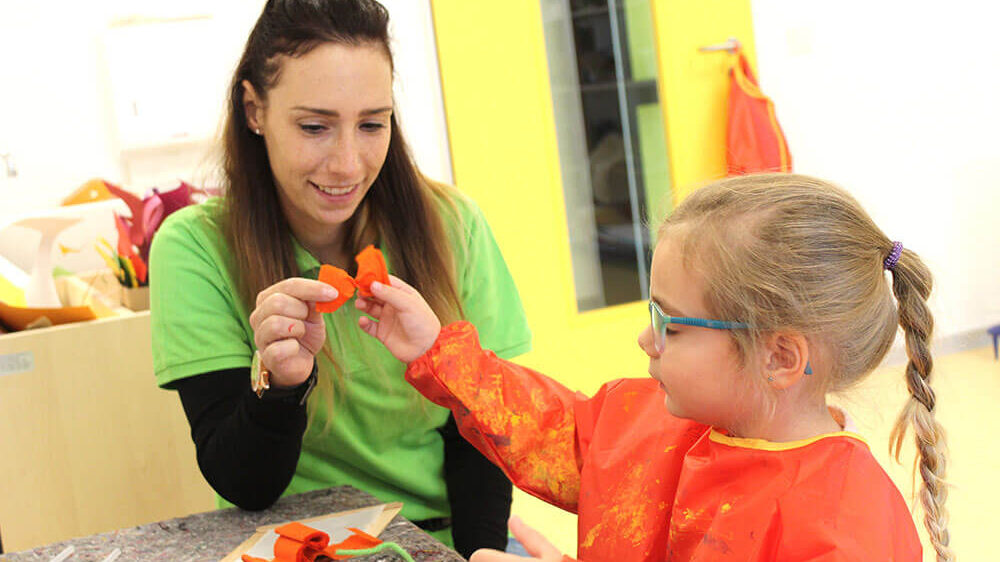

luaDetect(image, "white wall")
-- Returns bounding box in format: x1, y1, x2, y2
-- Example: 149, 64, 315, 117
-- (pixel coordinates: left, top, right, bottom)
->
751, 0, 1000, 348
0, 0, 451, 274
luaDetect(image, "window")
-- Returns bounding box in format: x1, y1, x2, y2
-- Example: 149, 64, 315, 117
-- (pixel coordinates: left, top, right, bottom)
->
541, 0, 672, 311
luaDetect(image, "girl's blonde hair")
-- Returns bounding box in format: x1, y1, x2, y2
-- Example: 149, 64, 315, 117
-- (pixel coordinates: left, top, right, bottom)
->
662, 173, 952, 561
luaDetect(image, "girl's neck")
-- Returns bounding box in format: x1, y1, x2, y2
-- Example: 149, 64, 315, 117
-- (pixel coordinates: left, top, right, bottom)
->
729, 400, 843, 443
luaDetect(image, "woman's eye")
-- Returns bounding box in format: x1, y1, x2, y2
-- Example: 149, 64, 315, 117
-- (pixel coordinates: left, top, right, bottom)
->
665, 327, 679, 336
360, 122, 386, 132
300, 124, 326, 134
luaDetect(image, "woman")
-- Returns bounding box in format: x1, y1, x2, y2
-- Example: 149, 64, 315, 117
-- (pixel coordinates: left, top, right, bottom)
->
148, 0, 531, 556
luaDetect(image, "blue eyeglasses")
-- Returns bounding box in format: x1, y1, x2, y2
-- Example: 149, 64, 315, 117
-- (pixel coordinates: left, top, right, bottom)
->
648, 301, 813, 374
648, 300, 748, 353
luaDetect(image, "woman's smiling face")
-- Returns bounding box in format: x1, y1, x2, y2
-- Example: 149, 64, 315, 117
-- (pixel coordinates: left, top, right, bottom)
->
245, 42, 393, 245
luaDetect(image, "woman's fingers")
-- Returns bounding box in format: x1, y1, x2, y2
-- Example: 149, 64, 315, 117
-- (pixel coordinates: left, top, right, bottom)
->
255, 278, 338, 309
254, 314, 307, 351
259, 337, 301, 370
251, 291, 320, 329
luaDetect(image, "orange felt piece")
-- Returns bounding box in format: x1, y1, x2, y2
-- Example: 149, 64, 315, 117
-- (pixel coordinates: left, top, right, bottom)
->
241, 556, 270, 562
321, 527, 382, 560
353, 245, 388, 298
275, 522, 329, 548
273, 521, 330, 562
316, 264, 355, 313
273, 536, 313, 562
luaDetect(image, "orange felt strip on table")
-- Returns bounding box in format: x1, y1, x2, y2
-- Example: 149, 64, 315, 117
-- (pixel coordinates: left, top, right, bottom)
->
273, 521, 330, 562
354, 245, 388, 298
316, 264, 355, 313
275, 522, 329, 548
272, 536, 312, 562
321, 527, 382, 560
241, 556, 270, 562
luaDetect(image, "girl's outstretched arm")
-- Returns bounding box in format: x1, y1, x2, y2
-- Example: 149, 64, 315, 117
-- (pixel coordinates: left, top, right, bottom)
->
359, 277, 583, 511
404, 321, 583, 512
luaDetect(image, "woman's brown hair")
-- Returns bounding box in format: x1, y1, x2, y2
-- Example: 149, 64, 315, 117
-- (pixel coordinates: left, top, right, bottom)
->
220, 0, 463, 420
661, 173, 952, 561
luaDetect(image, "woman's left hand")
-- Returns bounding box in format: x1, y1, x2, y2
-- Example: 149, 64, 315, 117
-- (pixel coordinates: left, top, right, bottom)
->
469, 516, 567, 562
355, 274, 441, 363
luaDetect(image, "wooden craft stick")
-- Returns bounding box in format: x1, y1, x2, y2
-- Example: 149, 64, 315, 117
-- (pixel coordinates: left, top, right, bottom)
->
48, 545, 74, 562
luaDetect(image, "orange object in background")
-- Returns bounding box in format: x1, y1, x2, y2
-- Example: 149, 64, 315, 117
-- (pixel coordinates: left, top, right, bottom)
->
0, 301, 96, 331
316, 265, 355, 313
726, 47, 792, 175
61, 178, 115, 206
353, 245, 388, 298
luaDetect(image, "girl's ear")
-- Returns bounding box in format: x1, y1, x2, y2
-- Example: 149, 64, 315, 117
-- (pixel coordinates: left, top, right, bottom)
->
762, 332, 811, 390
242, 79, 264, 133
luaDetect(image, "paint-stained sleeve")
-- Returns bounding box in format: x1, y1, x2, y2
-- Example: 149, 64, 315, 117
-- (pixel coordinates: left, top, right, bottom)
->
405, 322, 585, 512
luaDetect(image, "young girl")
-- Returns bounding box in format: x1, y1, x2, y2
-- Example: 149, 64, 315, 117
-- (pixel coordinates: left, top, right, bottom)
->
355, 173, 952, 561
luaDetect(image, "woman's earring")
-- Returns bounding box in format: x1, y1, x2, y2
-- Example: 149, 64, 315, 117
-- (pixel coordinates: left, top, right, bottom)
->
767, 375, 774, 382
254, 128, 262, 136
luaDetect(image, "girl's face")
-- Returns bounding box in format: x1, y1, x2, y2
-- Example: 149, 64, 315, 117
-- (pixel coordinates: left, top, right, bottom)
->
638, 234, 756, 429
246, 42, 393, 246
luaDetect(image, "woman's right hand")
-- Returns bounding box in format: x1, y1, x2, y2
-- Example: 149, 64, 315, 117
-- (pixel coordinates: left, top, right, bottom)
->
249, 278, 337, 388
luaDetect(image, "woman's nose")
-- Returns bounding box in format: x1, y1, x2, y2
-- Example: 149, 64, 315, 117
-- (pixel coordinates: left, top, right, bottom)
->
326, 133, 363, 178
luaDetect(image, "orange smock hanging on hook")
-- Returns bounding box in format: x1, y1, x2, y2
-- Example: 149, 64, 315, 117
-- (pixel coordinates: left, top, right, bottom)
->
727, 46, 792, 175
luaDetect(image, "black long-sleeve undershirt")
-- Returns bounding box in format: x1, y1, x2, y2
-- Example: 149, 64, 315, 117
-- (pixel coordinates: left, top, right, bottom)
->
170, 367, 307, 510
169, 367, 511, 557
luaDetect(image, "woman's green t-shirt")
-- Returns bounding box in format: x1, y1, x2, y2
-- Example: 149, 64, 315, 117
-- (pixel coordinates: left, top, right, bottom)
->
149, 194, 531, 545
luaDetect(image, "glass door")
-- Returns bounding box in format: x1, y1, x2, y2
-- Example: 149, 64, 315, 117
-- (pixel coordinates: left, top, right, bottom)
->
541, 0, 672, 312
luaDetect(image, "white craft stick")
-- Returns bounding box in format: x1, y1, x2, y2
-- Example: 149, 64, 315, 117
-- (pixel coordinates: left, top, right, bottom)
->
101, 548, 122, 562
49, 545, 74, 562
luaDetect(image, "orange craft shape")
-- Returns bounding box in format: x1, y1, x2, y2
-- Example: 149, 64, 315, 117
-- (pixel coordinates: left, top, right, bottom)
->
353, 245, 388, 298
316, 265, 355, 313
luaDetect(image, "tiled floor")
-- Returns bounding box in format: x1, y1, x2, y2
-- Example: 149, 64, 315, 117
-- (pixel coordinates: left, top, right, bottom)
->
512, 343, 1000, 561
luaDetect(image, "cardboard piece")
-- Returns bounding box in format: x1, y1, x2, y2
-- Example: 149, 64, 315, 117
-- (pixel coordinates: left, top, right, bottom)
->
220, 502, 402, 562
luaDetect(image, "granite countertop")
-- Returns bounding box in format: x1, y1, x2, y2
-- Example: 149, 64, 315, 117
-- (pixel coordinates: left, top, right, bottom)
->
1, 486, 463, 562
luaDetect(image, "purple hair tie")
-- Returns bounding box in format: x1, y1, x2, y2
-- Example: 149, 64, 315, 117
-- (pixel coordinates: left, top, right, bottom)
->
883, 241, 903, 271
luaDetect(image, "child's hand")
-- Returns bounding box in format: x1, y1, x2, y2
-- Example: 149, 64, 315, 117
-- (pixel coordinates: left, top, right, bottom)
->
469, 516, 565, 562
355, 275, 441, 363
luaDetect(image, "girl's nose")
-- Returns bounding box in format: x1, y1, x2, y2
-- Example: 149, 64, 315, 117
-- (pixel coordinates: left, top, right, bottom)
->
637, 325, 658, 357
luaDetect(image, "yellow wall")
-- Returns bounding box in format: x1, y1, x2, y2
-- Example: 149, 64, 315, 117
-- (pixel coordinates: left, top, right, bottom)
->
431, 0, 754, 553
653, 0, 757, 199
